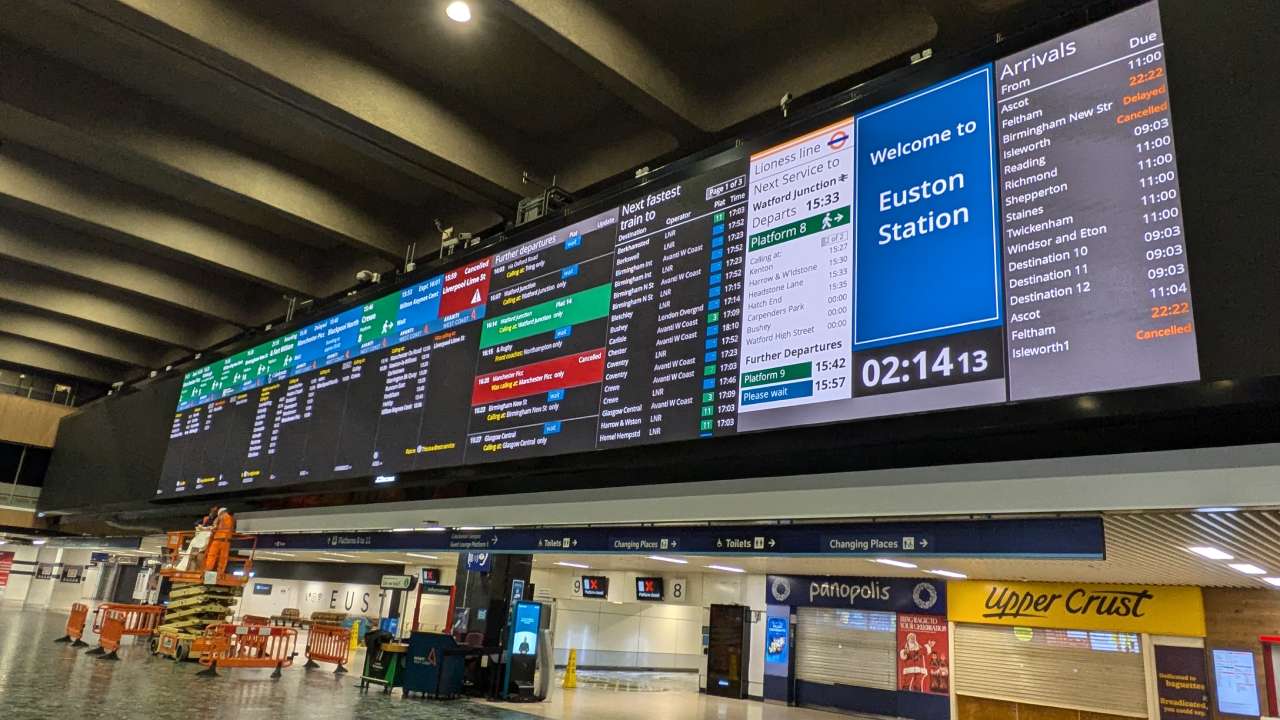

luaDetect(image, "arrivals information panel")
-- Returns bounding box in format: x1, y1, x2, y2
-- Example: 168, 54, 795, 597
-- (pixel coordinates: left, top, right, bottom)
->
158, 2, 1199, 496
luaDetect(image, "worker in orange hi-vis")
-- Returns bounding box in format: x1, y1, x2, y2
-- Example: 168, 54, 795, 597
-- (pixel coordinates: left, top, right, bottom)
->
202, 508, 236, 573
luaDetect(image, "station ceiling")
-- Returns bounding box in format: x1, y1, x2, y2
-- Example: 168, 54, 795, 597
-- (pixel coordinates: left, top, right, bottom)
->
0, 0, 1083, 390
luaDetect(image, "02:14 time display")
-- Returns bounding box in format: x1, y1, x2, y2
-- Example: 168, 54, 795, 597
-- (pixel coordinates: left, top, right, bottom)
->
861, 346, 988, 388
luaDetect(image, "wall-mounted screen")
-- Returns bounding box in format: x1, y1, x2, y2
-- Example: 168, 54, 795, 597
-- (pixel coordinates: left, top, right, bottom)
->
581, 576, 609, 599
636, 577, 665, 601
1211, 648, 1261, 717
157, 1, 1198, 498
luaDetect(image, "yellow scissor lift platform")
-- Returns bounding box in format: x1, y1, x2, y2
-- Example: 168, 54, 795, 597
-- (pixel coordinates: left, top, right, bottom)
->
153, 583, 243, 661
152, 529, 255, 661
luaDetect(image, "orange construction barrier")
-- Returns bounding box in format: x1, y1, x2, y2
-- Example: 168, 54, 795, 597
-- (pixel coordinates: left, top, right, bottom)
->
197, 623, 298, 678
91, 602, 165, 637
303, 623, 351, 674
92, 609, 127, 661
86, 602, 164, 657
54, 602, 90, 647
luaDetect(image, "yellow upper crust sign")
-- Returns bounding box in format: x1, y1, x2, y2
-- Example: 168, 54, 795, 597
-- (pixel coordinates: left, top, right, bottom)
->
948, 581, 1205, 637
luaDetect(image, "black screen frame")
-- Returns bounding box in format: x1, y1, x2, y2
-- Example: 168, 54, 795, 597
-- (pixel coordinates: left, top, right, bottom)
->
146, 0, 1280, 507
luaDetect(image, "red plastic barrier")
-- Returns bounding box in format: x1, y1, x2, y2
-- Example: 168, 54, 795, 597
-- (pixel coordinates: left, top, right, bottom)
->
197, 623, 298, 678
55, 603, 90, 647
303, 624, 351, 674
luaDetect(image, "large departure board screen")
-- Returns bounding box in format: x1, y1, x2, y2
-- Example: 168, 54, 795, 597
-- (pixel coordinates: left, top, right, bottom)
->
158, 1, 1199, 497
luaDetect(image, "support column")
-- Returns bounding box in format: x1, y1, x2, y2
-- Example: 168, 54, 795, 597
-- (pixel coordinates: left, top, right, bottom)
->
452, 554, 532, 647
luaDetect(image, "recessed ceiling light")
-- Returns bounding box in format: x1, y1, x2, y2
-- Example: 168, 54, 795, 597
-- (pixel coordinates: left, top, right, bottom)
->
1230, 563, 1267, 575
421, 526, 447, 532
1187, 546, 1233, 561
927, 569, 967, 579
1195, 507, 1239, 513
323, 552, 356, 558
32, 539, 46, 545
446, 1, 471, 23
457, 526, 489, 531
556, 561, 590, 569
391, 528, 414, 533
405, 553, 438, 560
706, 564, 746, 574
647, 555, 688, 565
874, 558, 917, 569
1262, 577, 1280, 588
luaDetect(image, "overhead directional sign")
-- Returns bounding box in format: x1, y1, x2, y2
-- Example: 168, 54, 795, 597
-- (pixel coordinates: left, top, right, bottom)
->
246, 517, 1103, 559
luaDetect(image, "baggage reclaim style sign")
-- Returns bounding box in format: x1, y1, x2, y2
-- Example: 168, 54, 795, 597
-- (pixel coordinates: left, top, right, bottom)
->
246, 516, 1103, 558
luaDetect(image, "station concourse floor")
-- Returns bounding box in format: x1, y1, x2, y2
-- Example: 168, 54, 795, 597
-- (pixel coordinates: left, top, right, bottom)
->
0, 609, 840, 720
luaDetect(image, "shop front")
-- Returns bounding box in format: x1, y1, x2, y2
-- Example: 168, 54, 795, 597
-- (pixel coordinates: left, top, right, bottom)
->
764, 574, 950, 720
949, 580, 1208, 720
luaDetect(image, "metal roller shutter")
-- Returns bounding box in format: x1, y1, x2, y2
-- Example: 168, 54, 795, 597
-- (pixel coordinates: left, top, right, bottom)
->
953, 623, 1148, 718
796, 608, 897, 690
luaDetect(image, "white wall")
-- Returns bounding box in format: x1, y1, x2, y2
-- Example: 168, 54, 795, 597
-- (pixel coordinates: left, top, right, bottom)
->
46, 549, 94, 611
236, 564, 457, 629
235, 576, 388, 620
18, 548, 95, 611
530, 566, 766, 686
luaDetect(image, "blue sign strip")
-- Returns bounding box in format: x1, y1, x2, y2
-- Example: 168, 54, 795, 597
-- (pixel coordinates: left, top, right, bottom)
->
246, 517, 1103, 559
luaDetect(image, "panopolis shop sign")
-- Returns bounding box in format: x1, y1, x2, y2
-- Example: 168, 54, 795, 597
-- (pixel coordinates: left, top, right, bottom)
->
948, 581, 1205, 637
767, 575, 946, 616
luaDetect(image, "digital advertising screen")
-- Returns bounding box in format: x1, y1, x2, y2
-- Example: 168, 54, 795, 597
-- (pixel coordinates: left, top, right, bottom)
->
512, 601, 542, 657
156, 1, 1202, 499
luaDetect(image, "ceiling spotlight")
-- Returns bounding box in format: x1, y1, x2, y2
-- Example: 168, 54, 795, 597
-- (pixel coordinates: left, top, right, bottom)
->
556, 561, 590, 570
1262, 577, 1280, 588
32, 539, 47, 545
706, 564, 746, 574
874, 558, 917, 569
927, 569, 967, 579
1230, 563, 1267, 576
446, 1, 471, 23
1187, 546, 1233, 561
405, 553, 438, 560
1195, 507, 1239, 513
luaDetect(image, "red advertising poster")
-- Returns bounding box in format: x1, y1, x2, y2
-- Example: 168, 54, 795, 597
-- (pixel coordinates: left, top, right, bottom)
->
898, 613, 949, 695
0, 551, 13, 588
472, 348, 605, 405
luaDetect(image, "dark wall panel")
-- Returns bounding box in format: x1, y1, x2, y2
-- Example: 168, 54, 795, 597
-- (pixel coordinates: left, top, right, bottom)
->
39, 378, 179, 513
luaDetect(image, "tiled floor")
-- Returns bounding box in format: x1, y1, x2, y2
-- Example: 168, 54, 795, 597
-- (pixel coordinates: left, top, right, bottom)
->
0, 608, 840, 720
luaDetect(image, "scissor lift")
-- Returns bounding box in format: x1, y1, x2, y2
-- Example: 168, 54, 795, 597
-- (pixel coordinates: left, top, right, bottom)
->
152, 529, 256, 661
